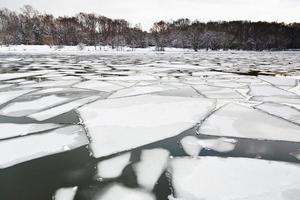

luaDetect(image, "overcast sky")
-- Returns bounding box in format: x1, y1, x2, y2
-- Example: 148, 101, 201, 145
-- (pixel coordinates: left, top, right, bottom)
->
1, 0, 300, 30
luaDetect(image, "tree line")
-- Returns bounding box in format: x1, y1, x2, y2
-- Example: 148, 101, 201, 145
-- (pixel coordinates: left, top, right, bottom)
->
1, 5, 299, 51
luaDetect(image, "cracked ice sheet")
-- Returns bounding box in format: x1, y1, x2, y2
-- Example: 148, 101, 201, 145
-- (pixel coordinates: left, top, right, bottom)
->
0, 125, 89, 168
73, 80, 124, 92
249, 84, 297, 97
22, 80, 79, 88
193, 85, 244, 99
97, 153, 131, 179
259, 76, 298, 88
134, 149, 170, 190
0, 123, 62, 139
29, 95, 99, 121
0, 95, 69, 117
169, 157, 300, 200
108, 84, 176, 98
0, 89, 35, 106
96, 184, 155, 200
78, 95, 215, 158
256, 103, 300, 125
199, 103, 300, 142
0, 71, 48, 81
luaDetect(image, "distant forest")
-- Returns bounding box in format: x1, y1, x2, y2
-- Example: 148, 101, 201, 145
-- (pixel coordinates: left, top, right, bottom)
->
1, 5, 300, 51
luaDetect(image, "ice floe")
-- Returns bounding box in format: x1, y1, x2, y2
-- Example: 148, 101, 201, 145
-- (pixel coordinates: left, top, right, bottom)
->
54, 187, 78, 200
169, 156, 300, 200
108, 85, 176, 98
249, 84, 297, 97
0, 125, 89, 168
180, 136, 237, 156
73, 80, 123, 92
96, 184, 155, 200
0, 89, 35, 106
78, 95, 215, 157
97, 153, 131, 179
29, 95, 99, 121
199, 103, 300, 142
134, 149, 170, 190
0, 123, 62, 139
256, 102, 300, 125
0, 95, 69, 117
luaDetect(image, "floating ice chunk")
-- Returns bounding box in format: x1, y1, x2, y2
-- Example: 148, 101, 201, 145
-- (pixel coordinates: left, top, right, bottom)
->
289, 84, 300, 95
193, 85, 244, 99
290, 150, 300, 160
97, 184, 155, 200
259, 76, 298, 87
256, 103, 300, 124
134, 149, 170, 190
29, 95, 99, 121
199, 103, 300, 142
154, 87, 203, 98
0, 89, 34, 105
0, 84, 13, 89
180, 136, 237, 156
180, 136, 203, 156
78, 95, 215, 157
98, 75, 157, 81
0, 95, 69, 117
169, 157, 300, 200
0, 123, 62, 139
0, 125, 89, 168
249, 84, 296, 97
97, 153, 131, 179
23, 80, 79, 88
54, 187, 78, 200
73, 80, 123, 92
251, 96, 300, 105
33, 88, 67, 95
108, 85, 175, 98
0, 71, 47, 81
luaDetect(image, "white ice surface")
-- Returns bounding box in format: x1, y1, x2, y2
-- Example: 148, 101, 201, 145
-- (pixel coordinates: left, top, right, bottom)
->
96, 184, 155, 200
0, 123, 62, 139
193, 85, 244, 99
0, 95, 69, 117
0, 125, 89, 168
108, 85, 175, 98
180, 136, 237, 156
259, 76, 298, 87
169, 156, 300, 200
54, 187, 78, 200
78, 95, 215, 158
249, 84, 296, 97
29, 95, 99, 121
256, 103, 300, 124
0, 71, 47, 81
97, 153, 131, 179
0, 89, 34, 106
134, 149, 170, 190
289, 84, 300, 95
73, 80, 123, 92
199, 103, 300, 142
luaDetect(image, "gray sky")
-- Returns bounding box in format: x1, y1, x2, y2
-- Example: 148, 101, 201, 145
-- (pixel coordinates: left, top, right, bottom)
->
1, 0, 300, 30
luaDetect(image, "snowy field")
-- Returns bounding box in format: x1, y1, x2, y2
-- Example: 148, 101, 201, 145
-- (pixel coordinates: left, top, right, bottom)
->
0, 46, 300, 200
